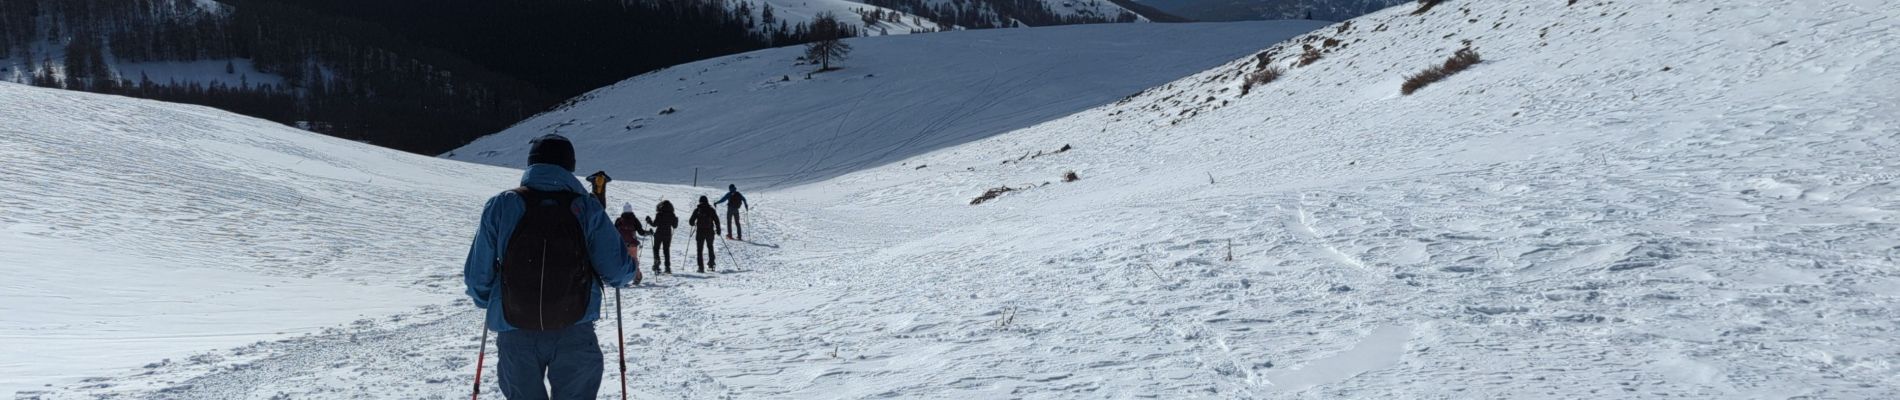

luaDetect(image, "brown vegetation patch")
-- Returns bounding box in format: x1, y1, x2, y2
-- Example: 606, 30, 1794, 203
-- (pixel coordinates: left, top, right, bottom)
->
1240, 66, 1284, 96
1401, 47, 1481, 95
971, 186, 1017, 205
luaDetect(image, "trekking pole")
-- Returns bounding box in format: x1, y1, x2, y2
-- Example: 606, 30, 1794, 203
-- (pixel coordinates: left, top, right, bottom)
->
614, 286, 628, 400
471, 325, 488, 400
722, 236, 741, 272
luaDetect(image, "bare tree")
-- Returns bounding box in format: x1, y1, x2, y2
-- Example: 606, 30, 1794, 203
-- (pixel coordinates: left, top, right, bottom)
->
805, 12, 852, 71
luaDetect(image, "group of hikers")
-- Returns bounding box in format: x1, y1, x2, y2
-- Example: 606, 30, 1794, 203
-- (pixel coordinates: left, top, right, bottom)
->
611, 183, 749, 275
460, 134, 752, 399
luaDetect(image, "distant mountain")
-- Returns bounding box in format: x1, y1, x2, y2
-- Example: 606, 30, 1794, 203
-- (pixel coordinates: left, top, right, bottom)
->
1131, 0, 1410, 21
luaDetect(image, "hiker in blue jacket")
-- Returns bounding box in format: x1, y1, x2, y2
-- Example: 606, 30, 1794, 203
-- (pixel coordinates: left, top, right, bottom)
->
713, 184, 751, 240
463, 134, 639, 400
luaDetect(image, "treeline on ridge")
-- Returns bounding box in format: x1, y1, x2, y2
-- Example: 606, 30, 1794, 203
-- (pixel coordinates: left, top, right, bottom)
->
0, 0, 851, 154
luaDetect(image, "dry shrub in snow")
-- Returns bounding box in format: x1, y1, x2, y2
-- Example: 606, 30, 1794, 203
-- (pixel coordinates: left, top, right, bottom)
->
1401, 48, 1481, 95
1240, 66, 1285, 96
1251, 51, 1277, 70
1413, 0, 1445, 15
971, 186, 1017, 205
1063, 171, 1080, 182
1298, 45, 1324, 66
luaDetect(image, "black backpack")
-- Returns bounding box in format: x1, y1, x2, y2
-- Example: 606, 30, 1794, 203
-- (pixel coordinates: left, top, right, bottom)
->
654, 201, 676, 231
499, 188, 595, 331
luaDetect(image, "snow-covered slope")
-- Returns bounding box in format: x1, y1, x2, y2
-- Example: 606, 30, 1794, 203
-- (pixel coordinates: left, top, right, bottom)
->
0, 81, 488, 396
448, 21, 1325, 188
17, 0, 1900, 398
751, 0, 1900, 397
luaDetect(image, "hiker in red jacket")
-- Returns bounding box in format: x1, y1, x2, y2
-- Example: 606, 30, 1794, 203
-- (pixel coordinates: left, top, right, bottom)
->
613, 203, 651, 273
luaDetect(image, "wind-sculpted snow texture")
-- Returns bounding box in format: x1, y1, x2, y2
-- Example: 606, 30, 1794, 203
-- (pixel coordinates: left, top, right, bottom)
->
16, 0, 1900, 398
1136, 0, 1410, 22
448, 22, 1325, 189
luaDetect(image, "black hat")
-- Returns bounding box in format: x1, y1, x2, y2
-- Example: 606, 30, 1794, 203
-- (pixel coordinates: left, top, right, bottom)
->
699, 195, 710, 204
729, 184, 737, 191
528, 134, 576, 172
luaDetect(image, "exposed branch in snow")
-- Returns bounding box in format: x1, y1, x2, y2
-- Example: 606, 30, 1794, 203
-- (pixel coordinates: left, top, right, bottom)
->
970, 185, 1018, 205
1401, 47, 1482, 95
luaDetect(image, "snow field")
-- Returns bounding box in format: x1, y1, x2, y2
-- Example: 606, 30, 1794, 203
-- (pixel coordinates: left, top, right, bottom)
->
13, 0, 1900, 398
737, 0, 1900, 396
0, 82, 498, 396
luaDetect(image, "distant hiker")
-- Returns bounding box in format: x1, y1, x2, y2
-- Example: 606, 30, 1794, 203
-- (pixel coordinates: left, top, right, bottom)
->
587, 171, 612, 209
614, 203, 650, 271
646, 200, 679, 274
462, 134, 638, 400
713, 184, 751, 241
687, 196, 722, 272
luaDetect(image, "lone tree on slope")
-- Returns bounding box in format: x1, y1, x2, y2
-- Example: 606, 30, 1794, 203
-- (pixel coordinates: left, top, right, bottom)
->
806, 12, 852, 72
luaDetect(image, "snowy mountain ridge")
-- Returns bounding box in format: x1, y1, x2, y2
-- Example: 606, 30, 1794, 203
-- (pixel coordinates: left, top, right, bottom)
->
1133, 0, 1410, 22
741, 0, 944, 36
448, 22, 1324, 188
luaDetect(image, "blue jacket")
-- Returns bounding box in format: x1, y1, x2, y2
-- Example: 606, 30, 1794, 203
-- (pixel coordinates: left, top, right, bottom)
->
464, 164, 638, 332
714, 191, 748, 210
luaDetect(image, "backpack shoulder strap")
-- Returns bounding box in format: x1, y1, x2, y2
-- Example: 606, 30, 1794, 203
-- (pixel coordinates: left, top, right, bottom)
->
511, 187, 581, 208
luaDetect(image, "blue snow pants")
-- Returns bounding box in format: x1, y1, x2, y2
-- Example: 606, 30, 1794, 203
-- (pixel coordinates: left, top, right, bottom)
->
496, 322, 603, 400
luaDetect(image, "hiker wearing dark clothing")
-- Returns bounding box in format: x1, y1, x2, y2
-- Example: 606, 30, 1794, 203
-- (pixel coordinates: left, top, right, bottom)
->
462, 134, 638, 400
645, 200, 679, 274
687, 196, 721, 272
613, 203, 650, 272
713, 184, 751, 241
